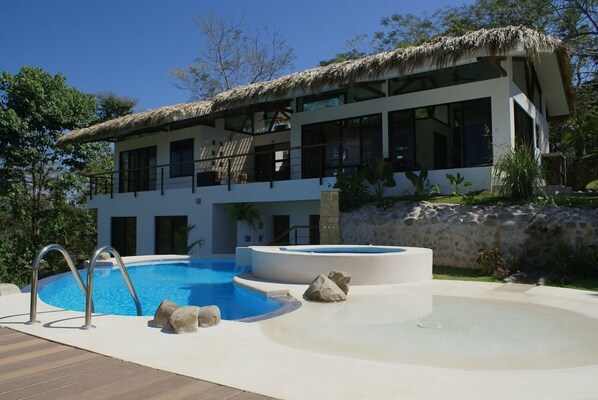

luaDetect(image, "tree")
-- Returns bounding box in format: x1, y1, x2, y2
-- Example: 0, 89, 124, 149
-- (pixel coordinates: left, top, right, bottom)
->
96, 92, 136, 122
0, 67, 136, 286
0, 67, 98, 238
172, 14, 295, 100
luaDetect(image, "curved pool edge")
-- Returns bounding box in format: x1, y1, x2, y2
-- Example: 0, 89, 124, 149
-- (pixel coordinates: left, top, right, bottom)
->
32, 256, 294, 322
247, 245, 433, 285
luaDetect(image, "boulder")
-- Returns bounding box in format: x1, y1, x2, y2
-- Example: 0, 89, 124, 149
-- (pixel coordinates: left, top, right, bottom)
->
304, 274, 347, 302
328, 270, 351, 295
198, 306, 221, 328
170, 306, 200, 333
153, 299, 179, 329
0, 283, 20, 296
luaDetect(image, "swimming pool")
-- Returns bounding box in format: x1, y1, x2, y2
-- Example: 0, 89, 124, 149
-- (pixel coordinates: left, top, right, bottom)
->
38, 258, 282, 320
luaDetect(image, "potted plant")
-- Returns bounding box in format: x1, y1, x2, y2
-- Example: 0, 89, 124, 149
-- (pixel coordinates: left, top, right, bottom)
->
226, 203, 262, 231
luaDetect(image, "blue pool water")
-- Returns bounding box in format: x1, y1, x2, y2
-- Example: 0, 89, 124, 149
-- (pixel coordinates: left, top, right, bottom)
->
38, 259, 281, 320
281, 246, 406, 254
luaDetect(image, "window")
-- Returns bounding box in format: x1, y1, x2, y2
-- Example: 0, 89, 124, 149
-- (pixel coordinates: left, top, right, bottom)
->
297, 82, 385, 112
513, 58, 543, 114
389, 98, 492, 172
170, 139, 194, 178
119, 146, 157, 193
111, 217, 136, 256
389, 61, 502, 96
301, 114, 382, 178
254, 143, 290, 182
225, 113, 253, 134
514, 102, 534, 148
297, 91, 345, 112
155, 216, 188, 255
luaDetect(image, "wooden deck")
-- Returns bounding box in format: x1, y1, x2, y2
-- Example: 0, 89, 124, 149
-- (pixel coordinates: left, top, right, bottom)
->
0, 327, 274, 400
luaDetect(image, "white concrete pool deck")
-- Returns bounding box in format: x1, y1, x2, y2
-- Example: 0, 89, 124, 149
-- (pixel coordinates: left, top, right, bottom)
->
1, 279, 598, 399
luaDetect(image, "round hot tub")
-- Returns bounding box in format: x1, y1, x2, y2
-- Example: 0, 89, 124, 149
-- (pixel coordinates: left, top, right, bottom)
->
249, 245, 432, 285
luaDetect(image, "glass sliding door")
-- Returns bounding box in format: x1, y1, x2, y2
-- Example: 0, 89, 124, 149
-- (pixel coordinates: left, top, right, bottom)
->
119, 146, 157, 193
155, 216, 188, 255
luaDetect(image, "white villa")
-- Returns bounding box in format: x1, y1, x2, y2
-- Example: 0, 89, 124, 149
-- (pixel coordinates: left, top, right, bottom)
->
58, 26, 572, 256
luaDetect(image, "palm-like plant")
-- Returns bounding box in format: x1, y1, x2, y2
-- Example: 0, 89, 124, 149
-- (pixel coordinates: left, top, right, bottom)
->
226, 203, 262, 231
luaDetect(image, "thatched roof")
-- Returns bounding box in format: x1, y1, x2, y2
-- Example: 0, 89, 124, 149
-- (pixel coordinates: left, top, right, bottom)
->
58, 26, 572, 145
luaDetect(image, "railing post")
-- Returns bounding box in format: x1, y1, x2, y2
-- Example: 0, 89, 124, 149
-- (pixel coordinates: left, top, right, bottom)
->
192, 164, 195, 193
160, 167, 164, 196
88, 176, 93, 200
270, 150, 274, 189
294, 228, 298, 245
227, 158, 231, 191
339, 142, 344, 174
110, 174, 114, 199
319, 146, 323, 186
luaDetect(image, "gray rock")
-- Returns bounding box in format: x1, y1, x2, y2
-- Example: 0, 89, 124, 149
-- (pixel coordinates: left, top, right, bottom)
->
328, 270, 351, 295
304, 274, 347, 302
153, 299, 179, 329
198, 306, 221, 328
0, 283, 20, 296
170, 306, 200, 333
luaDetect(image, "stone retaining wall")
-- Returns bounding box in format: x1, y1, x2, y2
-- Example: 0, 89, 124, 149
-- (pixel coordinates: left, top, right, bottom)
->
340, 202, 598, 268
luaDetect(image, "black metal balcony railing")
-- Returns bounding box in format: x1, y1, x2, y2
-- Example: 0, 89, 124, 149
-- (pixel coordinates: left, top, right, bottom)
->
87, 142, 353, 199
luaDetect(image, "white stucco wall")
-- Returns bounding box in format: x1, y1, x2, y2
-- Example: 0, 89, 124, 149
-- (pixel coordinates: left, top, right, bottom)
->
88, 55, 553, 256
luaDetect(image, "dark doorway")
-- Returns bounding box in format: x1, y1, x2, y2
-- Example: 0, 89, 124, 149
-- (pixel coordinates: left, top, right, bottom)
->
309, 215, 320, 245
272, 215, 290, 244
111, 217, 137, 256
155, 216, 188, 255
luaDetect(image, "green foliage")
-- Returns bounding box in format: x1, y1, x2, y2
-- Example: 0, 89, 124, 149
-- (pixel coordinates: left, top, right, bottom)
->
493, 146, 544, 200
586, 180, 598, 191
174, 224, 205, 255
476, 248, 513, 280
554, 244, 598, 284
226, 203, 262, 231
405, 168, 428, 194
361, 158, 396, 202
0, 67, 132, 286
332, 171, 371, 212
445, 173, 472, 196
405, 167, 440, 198
96, 92, 137, 122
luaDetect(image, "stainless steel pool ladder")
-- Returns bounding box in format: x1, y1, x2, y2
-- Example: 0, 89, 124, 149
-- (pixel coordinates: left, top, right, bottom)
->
27, 244, 92, 325
82, 246, 142, 329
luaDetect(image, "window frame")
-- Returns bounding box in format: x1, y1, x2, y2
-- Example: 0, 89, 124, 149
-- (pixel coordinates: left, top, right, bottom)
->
169, 138, 194, 178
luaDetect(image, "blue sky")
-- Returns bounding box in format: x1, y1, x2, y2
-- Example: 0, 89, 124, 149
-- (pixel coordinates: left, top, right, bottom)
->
1, 0, 469, 111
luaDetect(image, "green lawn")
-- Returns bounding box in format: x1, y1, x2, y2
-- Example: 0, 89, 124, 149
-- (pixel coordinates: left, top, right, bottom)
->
432, 265, 598, 291
432, 265, 495, 282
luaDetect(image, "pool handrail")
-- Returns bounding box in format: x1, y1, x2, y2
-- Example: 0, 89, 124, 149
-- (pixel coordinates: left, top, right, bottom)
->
82, 246, 142, 329
27, 244, 92, 324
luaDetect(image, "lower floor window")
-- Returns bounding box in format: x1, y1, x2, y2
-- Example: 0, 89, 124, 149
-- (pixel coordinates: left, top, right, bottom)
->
111, 217, 136, 256
155, 216, 188, 255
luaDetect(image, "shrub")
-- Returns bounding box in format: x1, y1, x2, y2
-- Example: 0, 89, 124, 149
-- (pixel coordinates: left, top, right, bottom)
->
476, 248, 512, 280
493, 145, 544, 200
446, 172, 472, 196
405, 167, 441, 198
586, 180, 598, 191
361, 157, 396, 202
554, 244, 598, 284
333, 171, 371, 211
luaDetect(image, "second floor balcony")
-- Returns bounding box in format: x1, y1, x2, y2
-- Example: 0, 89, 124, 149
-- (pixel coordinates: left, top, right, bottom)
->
87, 141, 356, 199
